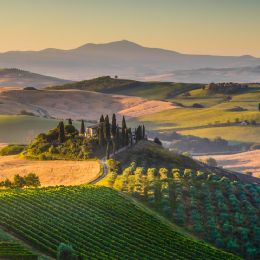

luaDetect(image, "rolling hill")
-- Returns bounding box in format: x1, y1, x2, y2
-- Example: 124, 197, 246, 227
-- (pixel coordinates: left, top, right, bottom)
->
48, 75, 203, 98
0, 185, 239, 259
1, 40, 260, 82
0, 87, 175, 120
0, 68, 71, 88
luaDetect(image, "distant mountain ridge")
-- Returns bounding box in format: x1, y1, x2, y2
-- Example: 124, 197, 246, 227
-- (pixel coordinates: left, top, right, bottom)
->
0, 40, 260, 82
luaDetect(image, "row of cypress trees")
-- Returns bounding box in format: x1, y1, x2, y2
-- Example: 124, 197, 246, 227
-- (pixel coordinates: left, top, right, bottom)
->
97, 114, 145, 158
57, 115, 146, 158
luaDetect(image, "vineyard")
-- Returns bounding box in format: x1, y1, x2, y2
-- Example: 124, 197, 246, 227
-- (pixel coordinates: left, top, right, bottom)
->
105, 163, 260, 259
0, 186, 238, 259
0, 242, 37, 260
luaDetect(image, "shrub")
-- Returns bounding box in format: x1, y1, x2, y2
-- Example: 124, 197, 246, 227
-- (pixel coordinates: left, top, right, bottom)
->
204, 157, 217, 167
154, 137, 162, 146
0, 144, 26, 155
192, 103, 204, 108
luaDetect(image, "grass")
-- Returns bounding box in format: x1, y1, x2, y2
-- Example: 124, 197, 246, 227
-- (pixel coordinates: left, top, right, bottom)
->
180, 126, 260, 143
136, 107, 260, 130
0, 115, 60, 144
0, 185, 238, 259
0, 115, 81, 144
133, 106, 260, 143
48, 76, 202, 100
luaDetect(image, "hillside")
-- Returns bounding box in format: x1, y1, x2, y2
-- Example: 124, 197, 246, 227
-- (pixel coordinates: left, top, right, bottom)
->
102, 155, 259, 259
195, 150, 260, 177
0, 185, 239, 259
0, 115, 61, 143
48, 76, 202, 98
1, 40, 260, 82
112, 141, 260, 184
0, 87, 175, 120
0, 68, 71, 88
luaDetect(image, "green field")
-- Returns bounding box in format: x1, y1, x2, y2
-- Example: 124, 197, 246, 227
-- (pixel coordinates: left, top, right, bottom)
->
0, 185, 238, 259
0, 115, 82, 144
0, 115, 59, 144
133, 106, 260, 143
180, 126, 260, 143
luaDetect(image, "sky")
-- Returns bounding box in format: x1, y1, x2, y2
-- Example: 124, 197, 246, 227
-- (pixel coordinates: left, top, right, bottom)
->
0, 0, 260, 56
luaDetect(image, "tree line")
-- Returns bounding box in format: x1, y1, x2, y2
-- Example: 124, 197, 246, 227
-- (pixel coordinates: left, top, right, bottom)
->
0, 173, 40, 189
57, 114, 146, 159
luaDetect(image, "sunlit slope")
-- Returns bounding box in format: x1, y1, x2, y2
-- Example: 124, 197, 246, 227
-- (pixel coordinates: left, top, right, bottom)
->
0, 186, 238, 259
135, 107, 260, 143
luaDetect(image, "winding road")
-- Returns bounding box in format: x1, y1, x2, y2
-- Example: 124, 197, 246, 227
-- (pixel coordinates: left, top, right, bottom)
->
89, 145, 130, 184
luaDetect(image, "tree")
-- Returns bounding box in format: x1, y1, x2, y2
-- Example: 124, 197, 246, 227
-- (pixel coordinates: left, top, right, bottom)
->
154, 137, 162, 146
68, 118, 72, 125
111, 114, 117, 138
13, 174, 26, 188
57, 243, 76, 260
142, 125, 145, 139
58, 121, 65, 143
0, 178, 12, 188
111, 114, 117, 155
122, 116, 127, 146
104, 115, 111, 159
98, 115, 105, 146
80, 120, 85, 135
24, 173, 40, 187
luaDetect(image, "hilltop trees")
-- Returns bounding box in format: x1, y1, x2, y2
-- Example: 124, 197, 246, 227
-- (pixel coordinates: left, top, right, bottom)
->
58, 121, 65, 143
22, 114, 146, 160
122, 116, 127, 146
104, 115, 111, 159
111, 114, 117, 155
98, 115, 105, 146
0, 173, 40, 189
80, 120, 85, 135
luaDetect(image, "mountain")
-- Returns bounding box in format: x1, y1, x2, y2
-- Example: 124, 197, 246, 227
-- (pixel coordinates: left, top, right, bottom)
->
0, 68, 72, 88
0, 40, 260, 82
146, 65, 260, 83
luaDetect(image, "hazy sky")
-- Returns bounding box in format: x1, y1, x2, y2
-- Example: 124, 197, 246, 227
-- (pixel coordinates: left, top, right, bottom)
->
1, 0, 260, 56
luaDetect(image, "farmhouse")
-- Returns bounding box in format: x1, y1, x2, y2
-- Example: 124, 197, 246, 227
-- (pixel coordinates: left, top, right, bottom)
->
84, 123, 99, 137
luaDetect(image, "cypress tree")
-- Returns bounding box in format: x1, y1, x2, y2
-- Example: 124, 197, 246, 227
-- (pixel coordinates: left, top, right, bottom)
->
122, 116, 127, 146
98, 115, 105, 146
68, 118, 72, 125
104, 115, 111, 159
125, 128, 129, 146
80, 120, 85, 135
142, 125, 145, 139
98, 126, 105, 146
100, 114, 105, 124
111, 114, 117, 155
58, 121, 65, 143
104, 115, 111, 142
111, 114, 117, 138
116, 125, 120, 150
